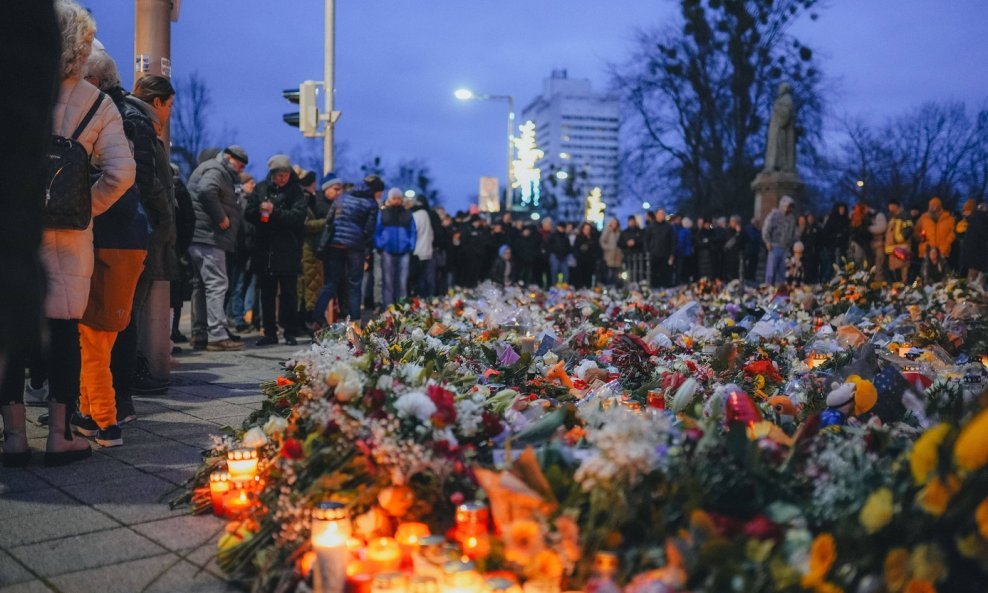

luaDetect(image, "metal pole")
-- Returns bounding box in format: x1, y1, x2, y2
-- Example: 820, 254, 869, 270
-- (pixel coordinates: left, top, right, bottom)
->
506, 96, 514, 213
323, 0, 335, 177
135, 0, 173, 380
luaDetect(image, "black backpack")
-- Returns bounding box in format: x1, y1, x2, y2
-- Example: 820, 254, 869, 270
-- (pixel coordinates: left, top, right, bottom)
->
44, 92, 104, 230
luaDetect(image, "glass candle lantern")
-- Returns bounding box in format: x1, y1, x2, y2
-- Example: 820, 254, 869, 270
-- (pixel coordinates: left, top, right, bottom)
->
454, 502, 490, 560
222, 479, 253, 519
441, 560, 483, 593
807, 352, 830, 369
208, 471, 231, 517
395, 522, 430, 547
519, 335, 536, 355
227, 448, 259, 480
312, 502, 351, 593
367, 537, 402, 573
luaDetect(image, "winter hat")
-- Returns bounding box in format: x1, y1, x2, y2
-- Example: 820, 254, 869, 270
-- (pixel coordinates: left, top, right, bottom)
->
928, 197, 943, 210
793, 241, 804, 253
297, 169, 316, 186
363, 174, 385, 194
498, 244, 511, 258
681, 217, 693, 230
779, 195, 795, 211
223, 145, 249, 165
387, 187, 403, 200
267, 154, 292, 172
321, 178, 343, 192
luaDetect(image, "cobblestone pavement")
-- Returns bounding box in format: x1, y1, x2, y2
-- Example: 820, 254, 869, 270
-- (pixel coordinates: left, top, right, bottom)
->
0, 328, 304, 593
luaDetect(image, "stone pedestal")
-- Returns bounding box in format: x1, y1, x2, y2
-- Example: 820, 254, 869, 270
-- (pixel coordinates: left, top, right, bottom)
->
751, 170, 804, 223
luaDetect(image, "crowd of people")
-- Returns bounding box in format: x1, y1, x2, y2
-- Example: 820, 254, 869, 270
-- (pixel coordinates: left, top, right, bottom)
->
3, 0, 988, 466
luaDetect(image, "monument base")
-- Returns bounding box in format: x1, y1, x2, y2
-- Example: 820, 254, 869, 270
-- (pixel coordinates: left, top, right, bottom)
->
751, 170, 804, 224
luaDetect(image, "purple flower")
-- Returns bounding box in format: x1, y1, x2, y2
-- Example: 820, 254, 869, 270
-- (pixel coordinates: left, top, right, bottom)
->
497, 345, 521, 367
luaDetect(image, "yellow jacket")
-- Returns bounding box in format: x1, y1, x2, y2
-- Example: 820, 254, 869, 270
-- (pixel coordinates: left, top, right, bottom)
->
917, 211, 956, 257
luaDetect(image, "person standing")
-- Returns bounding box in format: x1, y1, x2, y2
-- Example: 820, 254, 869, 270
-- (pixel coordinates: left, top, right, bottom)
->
721, 215, 746, 283
410, 195, 436, 297
187, 146, 248, 351
821, 202, 849, 280
245, 156, 307, 346
743, 217, 763, 283
572, 222, 600, 288
71, 42, 149, 447
375, 189, 416, 307
314, 175, 382, 324
884, 199, 913, 283
547, 222, 572, 285
961, 201, 988, 289
115, 74, 177, 401
916, 197, 956, 261
599, 218, 623, 286
868, 205, 888, 276
644, 209, 676, 288
295, 169, 325, 327
2, 0, 135, 467
762, 195, 798, 286
800, 212, 821, 283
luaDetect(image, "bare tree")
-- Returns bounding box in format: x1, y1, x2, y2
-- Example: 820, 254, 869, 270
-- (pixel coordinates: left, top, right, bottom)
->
612, 0, 824, 217
833, 101, 988, 208
171, 72, 218, 179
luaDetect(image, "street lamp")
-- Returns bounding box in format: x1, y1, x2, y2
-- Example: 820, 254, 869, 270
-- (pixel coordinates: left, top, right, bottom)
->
454, 88, 515, 212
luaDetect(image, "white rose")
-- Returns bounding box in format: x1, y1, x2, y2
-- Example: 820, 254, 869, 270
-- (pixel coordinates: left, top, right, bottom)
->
241, 426, 268, 448
394, 391, 437, 422
262, 416, 288, 436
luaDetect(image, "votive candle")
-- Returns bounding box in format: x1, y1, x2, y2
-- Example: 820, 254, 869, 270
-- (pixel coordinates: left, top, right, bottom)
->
227, 448, 259, 480
367, 537, 402, 573
208, 471, 231, 517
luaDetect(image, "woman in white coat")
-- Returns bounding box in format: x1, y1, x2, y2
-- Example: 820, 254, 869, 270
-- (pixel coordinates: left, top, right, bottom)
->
0, 0, 135, 467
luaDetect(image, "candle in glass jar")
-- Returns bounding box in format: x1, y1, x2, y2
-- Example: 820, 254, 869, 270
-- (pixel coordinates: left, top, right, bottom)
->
395, 522, 430, 547
227, 448, 259, 480
367, 537, 401, 573
222, 482, 252, 519
519, 335, 536, 355
312, 502, 351, 593
209, 471, 231, 517
440, 560, 483, 593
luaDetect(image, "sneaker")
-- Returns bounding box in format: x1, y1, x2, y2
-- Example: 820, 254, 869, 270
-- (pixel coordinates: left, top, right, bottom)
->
255, 335, 278, 347
170, 331, 189, 344
71, 413, 99, 437
96, 424, 123, 447
225, 330, 243, 342
133, 375, 169, 396
207, 338, 245, 351
24, 380, 49, 403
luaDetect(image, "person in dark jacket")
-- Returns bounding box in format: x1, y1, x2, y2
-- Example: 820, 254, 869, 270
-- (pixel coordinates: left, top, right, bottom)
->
245, 155, 307, 346
644, 209, 676, 288
490, 244, 516, 286
572, 223, 600, 288
961, 201, 988, 289
721, 215, 747, 282
694, 218, 717, 280
459, 216, 491, 288
513, 224, 541, 286
743, 217, 762, 283
547, 223, 572, 285
313, 175, 382, 324
187, 145, 248, 351
800, 212, 822, 284
820, 202, 849, 281
169, 164, 195, 344
375, 190, 416, 307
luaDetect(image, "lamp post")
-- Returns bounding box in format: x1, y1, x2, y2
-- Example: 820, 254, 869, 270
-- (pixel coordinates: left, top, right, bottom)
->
454, 89, 515, 212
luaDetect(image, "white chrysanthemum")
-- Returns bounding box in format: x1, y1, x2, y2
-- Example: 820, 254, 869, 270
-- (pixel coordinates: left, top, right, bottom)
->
263, 416, 289, 436
400, 363, 425, 384
455, 393, 485, 437
394, 391, 437, 422
376, 374, 395, 391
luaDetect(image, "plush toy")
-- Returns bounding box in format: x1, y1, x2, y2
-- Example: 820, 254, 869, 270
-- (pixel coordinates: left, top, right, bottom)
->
820, 375, 878, 428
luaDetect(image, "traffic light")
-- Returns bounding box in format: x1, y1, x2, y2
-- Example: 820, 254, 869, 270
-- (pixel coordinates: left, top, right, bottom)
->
283, 80, 319, 137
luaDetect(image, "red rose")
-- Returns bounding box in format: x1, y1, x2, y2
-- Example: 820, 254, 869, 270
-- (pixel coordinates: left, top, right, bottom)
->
281, 438, 304, 460
744, 360, 783, 383
450, 491, 465, 506
427, 384, 458, 428
743, 515, 781, 541
276, 376, 294, 386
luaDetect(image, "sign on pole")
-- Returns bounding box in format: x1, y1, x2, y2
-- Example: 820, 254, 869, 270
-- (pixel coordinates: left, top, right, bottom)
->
478, 176, 500, 212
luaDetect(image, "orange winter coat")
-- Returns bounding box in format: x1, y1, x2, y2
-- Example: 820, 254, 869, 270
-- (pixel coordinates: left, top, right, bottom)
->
916, 211, 956, 258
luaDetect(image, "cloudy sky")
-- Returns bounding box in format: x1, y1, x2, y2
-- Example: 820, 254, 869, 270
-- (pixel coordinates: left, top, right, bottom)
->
84, 0, 988, 212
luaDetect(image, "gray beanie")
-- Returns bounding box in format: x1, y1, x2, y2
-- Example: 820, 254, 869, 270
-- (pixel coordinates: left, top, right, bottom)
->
266, 154, 292, 172
321, 178, 343, 192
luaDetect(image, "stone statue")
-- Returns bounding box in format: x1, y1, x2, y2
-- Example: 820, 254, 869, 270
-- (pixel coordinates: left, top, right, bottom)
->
763, 83, 796, 172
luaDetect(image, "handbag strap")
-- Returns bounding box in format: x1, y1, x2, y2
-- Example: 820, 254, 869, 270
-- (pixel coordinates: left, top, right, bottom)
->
70, 92, 105, 141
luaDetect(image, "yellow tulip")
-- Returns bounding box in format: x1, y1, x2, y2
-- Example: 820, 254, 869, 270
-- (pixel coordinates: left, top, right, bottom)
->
909, 424, 951, 485
954, 408, 988, 472
916, 475, 960, 517
859, 487, 894, 534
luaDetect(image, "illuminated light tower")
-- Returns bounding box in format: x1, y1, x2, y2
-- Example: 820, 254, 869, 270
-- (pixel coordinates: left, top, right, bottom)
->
512, 120, 544, 209
585, 186, 605, 229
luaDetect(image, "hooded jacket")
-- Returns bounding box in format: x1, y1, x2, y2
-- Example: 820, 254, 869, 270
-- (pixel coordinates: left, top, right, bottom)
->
375, 205, 417, 255
917, 199, 956, 258
44, 77, 136, 320
120, 94, 177, 280
188, 153, 241, 252
762, 196, 798, 250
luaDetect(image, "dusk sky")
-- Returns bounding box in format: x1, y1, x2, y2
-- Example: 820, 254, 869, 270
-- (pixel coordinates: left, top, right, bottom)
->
84, 0, 988, 213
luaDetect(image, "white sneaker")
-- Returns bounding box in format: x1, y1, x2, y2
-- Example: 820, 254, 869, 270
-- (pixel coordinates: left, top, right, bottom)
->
24, 381, 49, 403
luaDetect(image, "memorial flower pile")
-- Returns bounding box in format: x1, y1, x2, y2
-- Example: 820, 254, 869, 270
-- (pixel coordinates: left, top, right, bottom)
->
179, 271, 988, 593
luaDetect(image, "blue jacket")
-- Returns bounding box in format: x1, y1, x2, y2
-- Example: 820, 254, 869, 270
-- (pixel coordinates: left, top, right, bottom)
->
375, 205, 416, 254
327, 187, 378, 250
675, 226, 693, 257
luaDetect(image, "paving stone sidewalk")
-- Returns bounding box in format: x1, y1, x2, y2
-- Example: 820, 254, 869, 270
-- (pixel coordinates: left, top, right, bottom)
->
0, 333, 304, 593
